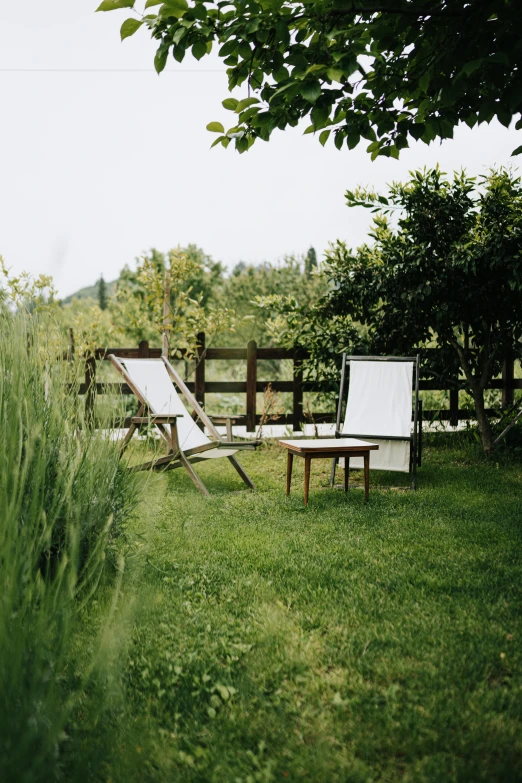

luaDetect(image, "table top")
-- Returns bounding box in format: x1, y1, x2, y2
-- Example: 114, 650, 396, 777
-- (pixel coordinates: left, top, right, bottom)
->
279, 438, 379, 453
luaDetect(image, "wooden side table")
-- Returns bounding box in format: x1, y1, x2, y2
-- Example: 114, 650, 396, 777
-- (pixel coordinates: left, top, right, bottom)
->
279, 438, 379, 506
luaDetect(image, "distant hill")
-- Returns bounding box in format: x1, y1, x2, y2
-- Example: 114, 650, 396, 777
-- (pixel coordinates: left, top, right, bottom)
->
61, 278, 117, 305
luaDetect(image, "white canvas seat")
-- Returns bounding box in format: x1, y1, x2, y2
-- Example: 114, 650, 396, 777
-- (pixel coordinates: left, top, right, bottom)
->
109, 355, 255, 495
333, 355, 421, 489
123, 359, 237, 460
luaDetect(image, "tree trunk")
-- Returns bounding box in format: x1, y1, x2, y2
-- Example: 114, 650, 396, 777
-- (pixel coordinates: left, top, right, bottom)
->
451, 339, 495, 455
470, 384, 495, 455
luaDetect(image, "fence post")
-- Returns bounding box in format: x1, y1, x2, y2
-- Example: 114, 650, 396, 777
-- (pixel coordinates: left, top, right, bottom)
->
195, 332, 206, 429
502, 353, 515, 408
85, 356, 96, 429
138, 339, 150, 358
293, 351, 303, 432
246, 339, 257, 432
449, 386, 459, 427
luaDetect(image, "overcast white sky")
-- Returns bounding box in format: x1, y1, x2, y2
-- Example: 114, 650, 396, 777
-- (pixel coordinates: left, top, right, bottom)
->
1, 1, 520, 297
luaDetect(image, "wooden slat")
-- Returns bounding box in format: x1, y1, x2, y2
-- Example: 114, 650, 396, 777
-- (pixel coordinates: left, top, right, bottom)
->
257, 347, 298, 359
206, 347, 247, 360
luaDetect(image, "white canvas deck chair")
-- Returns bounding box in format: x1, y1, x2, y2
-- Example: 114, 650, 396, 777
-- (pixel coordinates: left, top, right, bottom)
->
109, 355, 256, 495
330, 355, 422, 490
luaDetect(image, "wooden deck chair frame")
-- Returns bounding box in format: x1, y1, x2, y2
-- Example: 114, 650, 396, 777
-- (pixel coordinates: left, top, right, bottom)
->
331, 355, 422, 490
109, 354, 256, 496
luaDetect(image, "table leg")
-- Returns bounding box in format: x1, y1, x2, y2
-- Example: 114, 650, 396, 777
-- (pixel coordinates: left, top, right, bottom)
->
344, 457, 349, 492
304, 454, 311, 506
286, 451, 293, 496
364, 453, 369, 503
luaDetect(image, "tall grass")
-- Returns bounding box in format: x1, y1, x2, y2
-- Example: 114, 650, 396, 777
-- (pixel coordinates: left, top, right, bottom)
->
0, 310, 138, 782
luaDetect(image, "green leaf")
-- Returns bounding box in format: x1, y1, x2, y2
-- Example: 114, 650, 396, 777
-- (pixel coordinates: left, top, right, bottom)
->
120, 18, 143, 40
192, 3, 207, 19
319, 129, 330, 146
173, 27, 186, 44
206, 122, 225, 133
459, 58, 484, 77
96, 0, 135, 10
192, 41, 207, 60
418, 71, 430, 93
144, 0, 162, 6
273, 66, 289, 83
334, 131, 344, 150
235, 97, 260, 112
173, 44, 185, 63
347, 133, 360, 150
409, 123, 425, 140
300, 81, 322, 103
252, 111, 272, 126
327, 68, 344, 83
218, 41, 237, 57
512, 145, 522, 156
303, 124, 315, 135
160, 0, 188, 19
497, 109, 511, 128
154, 47, 169, 74
222, 98, 239, 111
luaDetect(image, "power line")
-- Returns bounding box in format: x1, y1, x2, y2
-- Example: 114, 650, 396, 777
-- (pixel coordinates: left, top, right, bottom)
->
0, 68, 226, 73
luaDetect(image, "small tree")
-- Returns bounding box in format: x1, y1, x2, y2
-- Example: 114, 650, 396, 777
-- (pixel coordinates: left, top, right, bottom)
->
304, 247, 317, 278
98, 275, 107, 311
323, 168, 522, 453
112, 247, 237, 357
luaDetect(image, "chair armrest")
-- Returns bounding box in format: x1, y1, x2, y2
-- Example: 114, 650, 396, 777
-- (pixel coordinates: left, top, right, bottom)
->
220, 440, 259, 450
131, 414, 183, 424
210, 414, 240, 421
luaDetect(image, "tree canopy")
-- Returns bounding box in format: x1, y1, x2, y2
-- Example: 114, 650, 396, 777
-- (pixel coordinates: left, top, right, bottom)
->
98, 0, 521, 156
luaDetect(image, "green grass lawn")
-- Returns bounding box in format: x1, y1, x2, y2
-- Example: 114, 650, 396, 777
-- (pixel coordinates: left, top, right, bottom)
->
76, 437, 522, 782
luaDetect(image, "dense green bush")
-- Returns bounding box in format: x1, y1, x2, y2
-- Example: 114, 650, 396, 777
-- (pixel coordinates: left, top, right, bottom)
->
0, 311, 139, 782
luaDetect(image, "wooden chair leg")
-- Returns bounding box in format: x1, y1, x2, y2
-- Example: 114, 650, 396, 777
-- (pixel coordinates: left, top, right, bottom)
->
178, 450, 210, 497
344, 457, 349, 493
304, 454, 311, 506
330, 457, 337, 488
286, 452, 293, 496
227, 455, 255, 489
120, 403, 144, 456
364, 453, 369, 503
170, 420, 180, 455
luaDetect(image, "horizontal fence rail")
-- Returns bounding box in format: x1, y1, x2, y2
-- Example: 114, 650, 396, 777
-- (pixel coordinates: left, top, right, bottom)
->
68, 334, 521, 431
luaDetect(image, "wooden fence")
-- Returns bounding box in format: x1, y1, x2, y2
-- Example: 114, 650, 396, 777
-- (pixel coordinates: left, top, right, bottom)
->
74, 333, 521, 431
